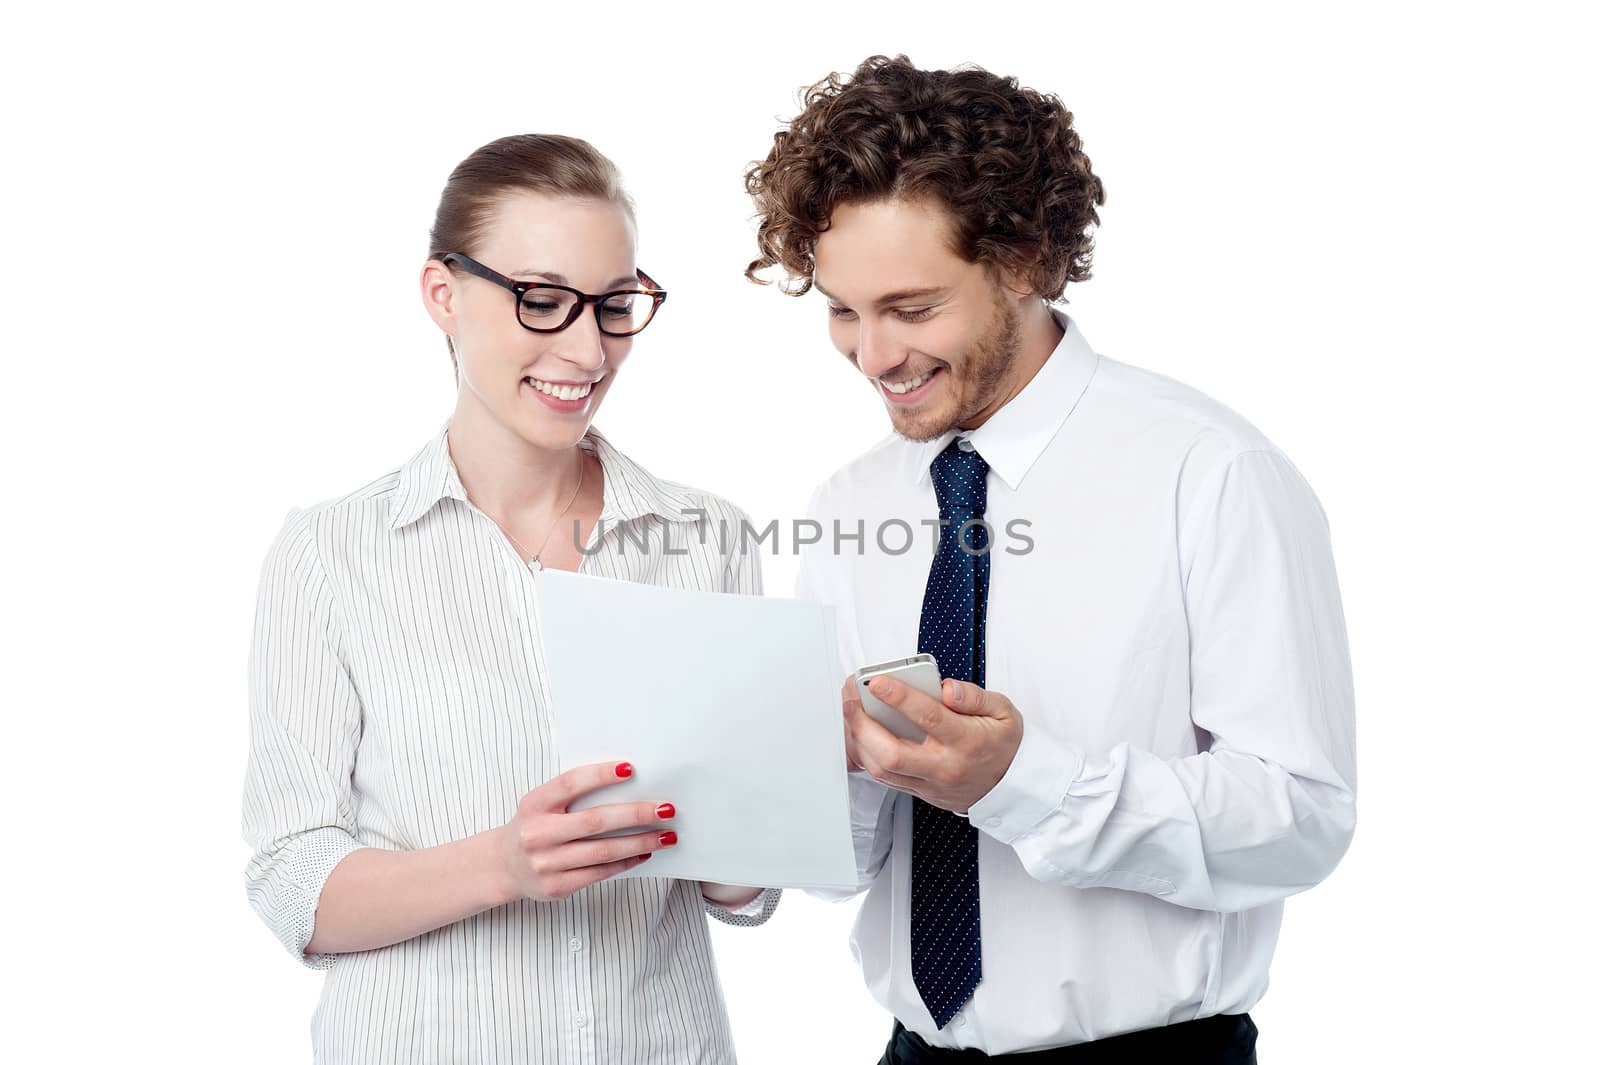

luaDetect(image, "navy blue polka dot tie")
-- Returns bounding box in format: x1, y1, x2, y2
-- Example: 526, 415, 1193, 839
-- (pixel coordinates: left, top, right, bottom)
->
911, 438, 989, 1029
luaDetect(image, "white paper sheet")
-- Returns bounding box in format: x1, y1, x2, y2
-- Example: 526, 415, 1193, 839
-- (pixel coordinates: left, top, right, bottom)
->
533, 569, 857, 890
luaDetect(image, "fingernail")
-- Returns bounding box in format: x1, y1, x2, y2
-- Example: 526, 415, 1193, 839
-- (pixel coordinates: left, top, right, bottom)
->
948, 682, 962, 705
638, 852, 652, 862
656, 803, 675, 820
659, 830, 678, 846
615, 762, 634, 778
873, 677, 893, 695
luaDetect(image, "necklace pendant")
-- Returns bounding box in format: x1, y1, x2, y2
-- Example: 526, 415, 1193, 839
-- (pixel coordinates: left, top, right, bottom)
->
527, 555, 543, 572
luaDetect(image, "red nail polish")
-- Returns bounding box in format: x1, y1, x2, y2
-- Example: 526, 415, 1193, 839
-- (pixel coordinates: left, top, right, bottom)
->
615, 762, 634, 778
659, 830, 678, 846
656, 803, 675, 820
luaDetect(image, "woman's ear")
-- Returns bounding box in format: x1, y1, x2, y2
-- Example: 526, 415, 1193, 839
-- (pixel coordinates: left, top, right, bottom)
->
420, 258, 459, 339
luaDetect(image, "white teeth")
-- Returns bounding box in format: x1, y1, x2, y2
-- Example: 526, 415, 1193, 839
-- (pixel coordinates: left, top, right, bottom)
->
883, 370, 935, 395
527, 378, 594, 401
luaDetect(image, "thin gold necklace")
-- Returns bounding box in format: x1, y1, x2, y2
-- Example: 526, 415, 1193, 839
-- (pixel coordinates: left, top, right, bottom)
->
500, 456, 586, 572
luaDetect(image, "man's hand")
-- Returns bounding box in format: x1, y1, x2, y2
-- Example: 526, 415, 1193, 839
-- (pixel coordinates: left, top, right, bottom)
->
842, 674, 868, 772
845, 673, 1023, 813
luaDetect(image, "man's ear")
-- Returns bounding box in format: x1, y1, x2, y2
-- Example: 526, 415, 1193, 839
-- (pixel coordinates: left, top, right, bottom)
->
987, 254, 1042, 303
1002, 260, 1043, 301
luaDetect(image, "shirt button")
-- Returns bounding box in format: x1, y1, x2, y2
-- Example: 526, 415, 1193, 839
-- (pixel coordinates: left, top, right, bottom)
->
984, 816, 1000, 830
957, 437, 975, 451
954, 1013, 968, 1027
568, 937, 582, 952
575, 1013, 587, 1028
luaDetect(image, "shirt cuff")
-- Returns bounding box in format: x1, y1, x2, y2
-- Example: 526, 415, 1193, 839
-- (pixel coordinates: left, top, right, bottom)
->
965, 722, 1085, 845
280, 827, 365, 970
703, 886, 782, 927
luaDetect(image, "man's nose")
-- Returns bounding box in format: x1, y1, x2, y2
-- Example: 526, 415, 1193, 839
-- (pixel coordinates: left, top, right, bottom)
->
854, 320, 904, 381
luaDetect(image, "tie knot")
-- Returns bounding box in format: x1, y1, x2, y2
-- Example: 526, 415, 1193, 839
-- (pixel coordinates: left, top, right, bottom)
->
930, 439, 989, 514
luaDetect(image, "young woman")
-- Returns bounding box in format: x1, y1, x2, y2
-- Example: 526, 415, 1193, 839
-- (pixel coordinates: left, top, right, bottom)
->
243, 134, 775, 1064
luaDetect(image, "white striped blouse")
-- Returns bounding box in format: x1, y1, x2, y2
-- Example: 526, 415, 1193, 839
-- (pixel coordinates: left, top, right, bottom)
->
242, 420, 779, 1064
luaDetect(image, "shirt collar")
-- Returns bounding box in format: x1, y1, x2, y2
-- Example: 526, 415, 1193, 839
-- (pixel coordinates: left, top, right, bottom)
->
585, 426, 704, 527
386, 419, 467, 530
911, 309, 1100, 492
386, 419, 703, 532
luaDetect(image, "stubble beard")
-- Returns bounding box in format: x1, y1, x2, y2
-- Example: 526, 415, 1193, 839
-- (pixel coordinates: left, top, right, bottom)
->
892, 290, 1022, 443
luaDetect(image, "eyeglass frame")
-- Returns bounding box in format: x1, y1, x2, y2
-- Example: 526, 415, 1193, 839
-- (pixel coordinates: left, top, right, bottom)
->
438, 251, 668, 336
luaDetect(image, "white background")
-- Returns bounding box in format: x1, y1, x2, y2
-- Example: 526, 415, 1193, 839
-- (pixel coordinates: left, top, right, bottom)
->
4, 1, 1596, 1061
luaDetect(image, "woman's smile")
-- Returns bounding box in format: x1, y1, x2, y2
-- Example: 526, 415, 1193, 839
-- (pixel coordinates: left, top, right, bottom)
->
523, 374, 600, 412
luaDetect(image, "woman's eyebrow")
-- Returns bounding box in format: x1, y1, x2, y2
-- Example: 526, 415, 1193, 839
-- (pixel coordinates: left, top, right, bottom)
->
512, 267, 638, 289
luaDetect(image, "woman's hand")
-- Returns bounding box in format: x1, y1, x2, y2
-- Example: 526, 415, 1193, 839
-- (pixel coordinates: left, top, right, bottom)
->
700, 882, 764, 908
497, 761, 678, 902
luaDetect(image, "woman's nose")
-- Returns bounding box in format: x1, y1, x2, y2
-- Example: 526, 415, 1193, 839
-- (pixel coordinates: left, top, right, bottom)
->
559, 309, 608, 371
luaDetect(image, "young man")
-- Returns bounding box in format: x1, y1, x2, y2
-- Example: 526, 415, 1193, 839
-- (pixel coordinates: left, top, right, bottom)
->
746, 56, 1356, 1063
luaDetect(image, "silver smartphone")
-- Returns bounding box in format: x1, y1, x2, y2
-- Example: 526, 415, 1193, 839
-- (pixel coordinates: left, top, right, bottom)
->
854, 653, 942, 743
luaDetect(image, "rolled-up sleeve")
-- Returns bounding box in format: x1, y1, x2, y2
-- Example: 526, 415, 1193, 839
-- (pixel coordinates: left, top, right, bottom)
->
242, 508, 365, 969
703, 886, 784, 927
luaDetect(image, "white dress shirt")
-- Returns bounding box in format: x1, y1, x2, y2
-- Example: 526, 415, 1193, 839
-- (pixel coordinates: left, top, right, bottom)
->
797, 312, 1356, 1052
243, 421, 777, 1065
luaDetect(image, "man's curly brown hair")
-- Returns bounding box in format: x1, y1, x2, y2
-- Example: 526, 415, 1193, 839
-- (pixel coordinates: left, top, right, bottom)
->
745, 55, 1106, 301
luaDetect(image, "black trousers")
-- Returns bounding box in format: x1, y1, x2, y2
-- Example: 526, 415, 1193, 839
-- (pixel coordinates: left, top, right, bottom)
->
877, 1013, 1258, 1064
